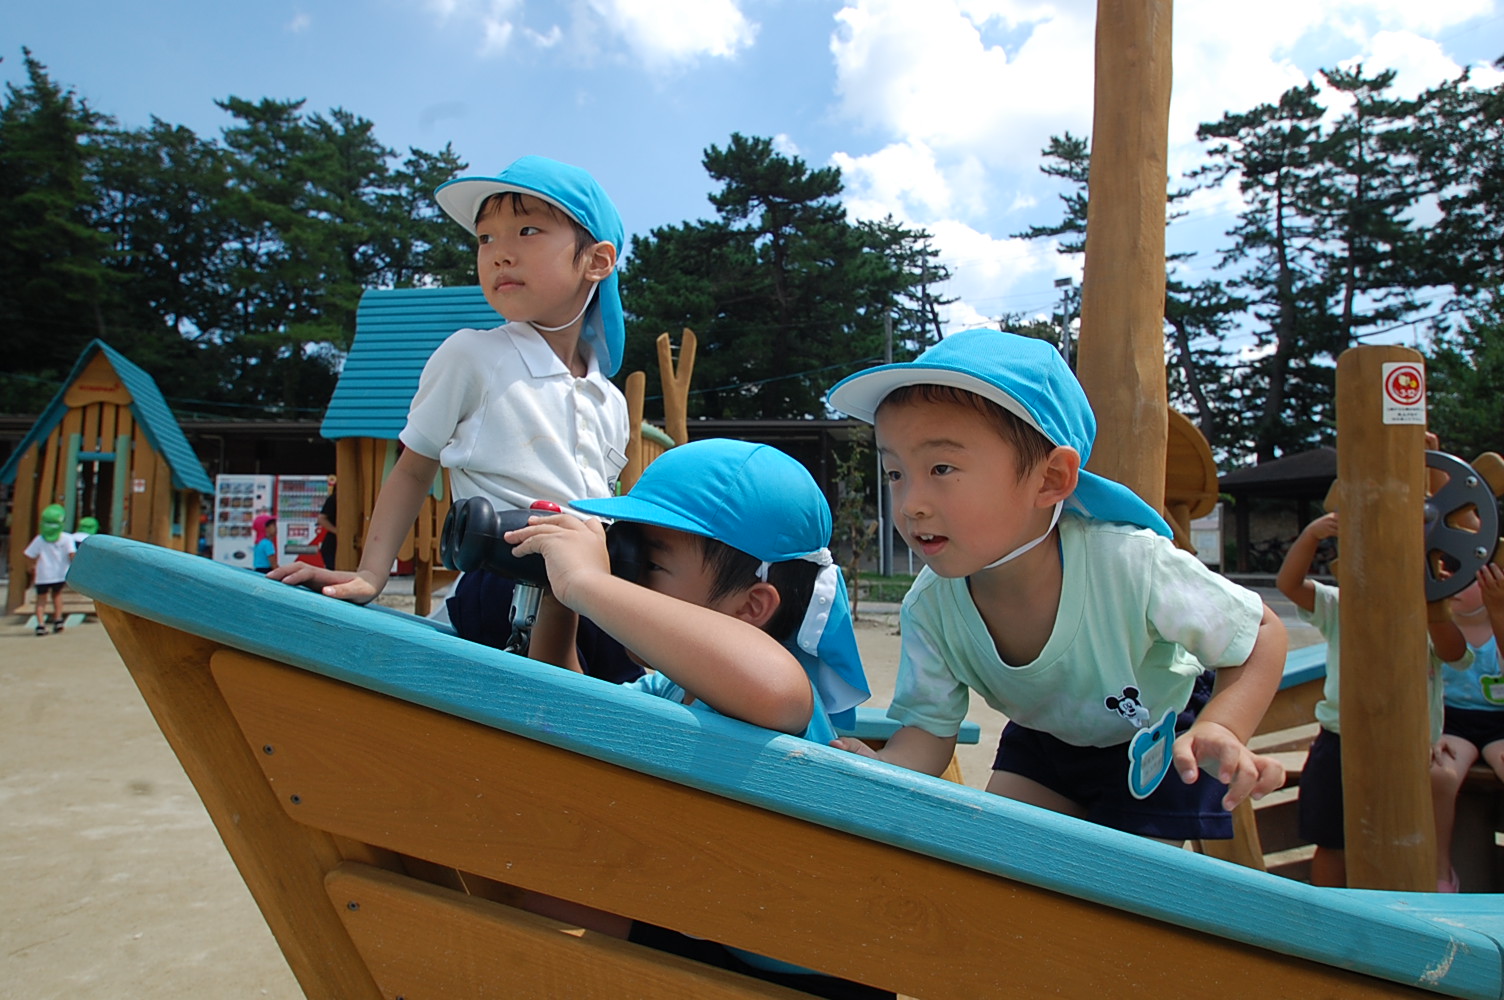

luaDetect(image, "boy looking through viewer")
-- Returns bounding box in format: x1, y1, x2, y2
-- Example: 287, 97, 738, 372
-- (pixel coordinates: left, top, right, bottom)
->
506, 439, 885, 999
271, 156, 638, 680
825, 329, 1287, 842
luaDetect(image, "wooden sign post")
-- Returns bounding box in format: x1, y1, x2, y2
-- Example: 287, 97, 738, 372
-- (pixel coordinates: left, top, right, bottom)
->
1334, 345, 1434, 891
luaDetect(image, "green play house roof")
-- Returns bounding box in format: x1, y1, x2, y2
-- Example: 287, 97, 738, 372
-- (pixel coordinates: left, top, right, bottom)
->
321, 286, 502, 441
0, 339, 213, 493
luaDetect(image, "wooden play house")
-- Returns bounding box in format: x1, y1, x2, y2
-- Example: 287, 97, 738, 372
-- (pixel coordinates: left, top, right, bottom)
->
2, 339, 213, 614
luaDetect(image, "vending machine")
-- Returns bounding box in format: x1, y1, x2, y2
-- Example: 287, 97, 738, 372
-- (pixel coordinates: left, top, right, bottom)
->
276, 475, 333, 567
211, 474, 275, 568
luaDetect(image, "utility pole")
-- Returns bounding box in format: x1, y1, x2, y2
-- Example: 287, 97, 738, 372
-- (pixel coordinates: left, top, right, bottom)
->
1055, 276, 1077, 367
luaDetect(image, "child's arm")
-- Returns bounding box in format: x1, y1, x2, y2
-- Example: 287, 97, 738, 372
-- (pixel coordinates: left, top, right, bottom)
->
508, 514, 814, 734
1428, 609, 1467, 664
1478, 564, 1504, 646
830, 726, 958, 777
269, 448, 439, 602
1174, 603, 1288, 810
1275, 513, 1337, 613
528, 593, 585, 673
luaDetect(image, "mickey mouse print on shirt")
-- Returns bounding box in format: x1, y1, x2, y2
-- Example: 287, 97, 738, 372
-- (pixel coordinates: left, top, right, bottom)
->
1105, 685, 1176, 800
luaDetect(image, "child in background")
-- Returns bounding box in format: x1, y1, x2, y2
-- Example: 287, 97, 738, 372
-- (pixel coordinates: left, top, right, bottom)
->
271, 156, 638, 682
1276, 511, 1471, 889
252, 515, 278, 573
508, 439, 882, 999
1434, 565, 1504, 890
24, 504, 76, 636
71, 516, 100, 547
825, 329, 1287, 843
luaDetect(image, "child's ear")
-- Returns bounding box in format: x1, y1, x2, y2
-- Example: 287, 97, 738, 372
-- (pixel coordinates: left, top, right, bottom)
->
584, 240, 617, 283
726, 581, 782, 630
1038, 446, 1080, 507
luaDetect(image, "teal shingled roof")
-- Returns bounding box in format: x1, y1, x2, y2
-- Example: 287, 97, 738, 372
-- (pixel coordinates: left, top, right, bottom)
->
0, 340, 214, 493
321, 286, 502, 441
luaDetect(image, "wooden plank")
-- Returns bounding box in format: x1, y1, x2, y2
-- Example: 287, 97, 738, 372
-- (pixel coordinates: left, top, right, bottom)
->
327, 863, 810, 1000
209, 647, 1442, 1000
1076, 0, 1172, 510
81, 402, 101, 454
335, 438, 359, 572
1255, 677, 1322, 736
37, 423, 62, 510
94, 606, 384, 1000
7, 444, 40, 615
1335, 346, 1434, 891
150, 449, 174, 547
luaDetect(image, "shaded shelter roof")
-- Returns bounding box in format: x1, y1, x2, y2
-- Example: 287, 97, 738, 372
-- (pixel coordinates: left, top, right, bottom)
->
321, 287, 502, 441
1218, 447, 1336, 500
0, 339, 214, 493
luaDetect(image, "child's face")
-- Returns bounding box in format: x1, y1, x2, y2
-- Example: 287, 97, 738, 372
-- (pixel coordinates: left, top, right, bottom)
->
634, 524, 740, 613
475, 194, 595, 330
876, 396, 1057, 578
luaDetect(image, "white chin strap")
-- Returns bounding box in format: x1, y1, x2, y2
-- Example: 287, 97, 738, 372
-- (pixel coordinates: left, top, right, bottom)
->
531, 282, 598, 333
980, 502, 1062, 570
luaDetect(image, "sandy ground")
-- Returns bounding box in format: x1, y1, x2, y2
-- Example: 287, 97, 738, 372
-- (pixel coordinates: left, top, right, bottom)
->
1, 580, 1314, 998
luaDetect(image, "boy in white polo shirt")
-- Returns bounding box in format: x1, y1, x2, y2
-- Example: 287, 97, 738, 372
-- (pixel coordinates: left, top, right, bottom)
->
272, 156, 638, 681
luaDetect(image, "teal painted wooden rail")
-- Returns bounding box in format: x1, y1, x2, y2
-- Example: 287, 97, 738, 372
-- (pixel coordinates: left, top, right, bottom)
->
66, 535, 1504, 999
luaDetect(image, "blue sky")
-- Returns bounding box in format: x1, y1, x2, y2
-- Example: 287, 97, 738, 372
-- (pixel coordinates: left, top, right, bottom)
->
6, 0, 1502, 352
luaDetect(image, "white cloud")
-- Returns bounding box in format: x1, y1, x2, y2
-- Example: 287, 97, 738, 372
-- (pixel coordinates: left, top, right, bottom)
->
426, 0, 755, 64
834, 140, 954, 220
286, 13, 311, 33
590, 0, 757, 68
830, 0, 1095, 171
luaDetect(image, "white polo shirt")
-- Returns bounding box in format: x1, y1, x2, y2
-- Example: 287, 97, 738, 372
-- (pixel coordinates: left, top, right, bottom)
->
399, 322, 630, 513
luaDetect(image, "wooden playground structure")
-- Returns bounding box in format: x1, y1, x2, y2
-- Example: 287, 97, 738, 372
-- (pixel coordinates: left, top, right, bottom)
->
62, 0, 1504, 997
2, 339, 214, 617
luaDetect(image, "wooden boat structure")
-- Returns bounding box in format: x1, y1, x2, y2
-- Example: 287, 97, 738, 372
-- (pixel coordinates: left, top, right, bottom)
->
69, 535, 1504, 998
63, 0, 1504, 995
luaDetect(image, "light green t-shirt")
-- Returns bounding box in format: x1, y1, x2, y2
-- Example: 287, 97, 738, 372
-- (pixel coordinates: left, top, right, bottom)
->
1299, 581, 1469, 742
892, 513, 1264, 747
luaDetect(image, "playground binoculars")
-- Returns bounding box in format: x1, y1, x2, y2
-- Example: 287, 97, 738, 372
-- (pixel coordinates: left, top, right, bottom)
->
439, 496, 647, 587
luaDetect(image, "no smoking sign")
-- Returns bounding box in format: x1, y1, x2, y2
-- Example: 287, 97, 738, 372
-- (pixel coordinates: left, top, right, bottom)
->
1381, 361, 1426, 425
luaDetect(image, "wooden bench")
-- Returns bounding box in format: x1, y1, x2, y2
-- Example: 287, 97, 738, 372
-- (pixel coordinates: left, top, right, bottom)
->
67, 536, 1504, 999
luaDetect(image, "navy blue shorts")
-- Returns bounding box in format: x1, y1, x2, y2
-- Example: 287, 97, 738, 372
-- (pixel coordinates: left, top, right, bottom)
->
991, 672, 1233, 840
34, 581, 65, 596
1444, 707, 1504, 751
1297, 728, 1345, 849
445, 569, 643, 684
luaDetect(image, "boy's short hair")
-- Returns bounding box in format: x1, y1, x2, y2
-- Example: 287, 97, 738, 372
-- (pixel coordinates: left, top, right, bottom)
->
696, 536, 819, 642
877, 383, 1053, 479
475, 191, 598, 263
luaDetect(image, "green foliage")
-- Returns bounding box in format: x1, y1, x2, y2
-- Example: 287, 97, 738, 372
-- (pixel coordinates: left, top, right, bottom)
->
1426, 292, 1504, 458
0, 53, 473, 419
0, 49, 116, 412
619, 133, 951, 419
831, 434, 877, 613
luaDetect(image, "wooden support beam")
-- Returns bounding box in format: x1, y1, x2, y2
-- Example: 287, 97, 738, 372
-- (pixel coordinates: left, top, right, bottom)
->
1077, 0, 1173, 511
1334, 346, 1434, 891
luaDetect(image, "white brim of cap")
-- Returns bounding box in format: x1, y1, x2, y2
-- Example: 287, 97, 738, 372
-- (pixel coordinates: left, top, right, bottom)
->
434, 177, 582, 236
827, 364, 1048, 439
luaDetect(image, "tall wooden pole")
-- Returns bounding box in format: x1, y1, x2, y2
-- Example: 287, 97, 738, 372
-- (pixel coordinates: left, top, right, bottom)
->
1076, 0, 1172, 511
1334, 345, 1434, 891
